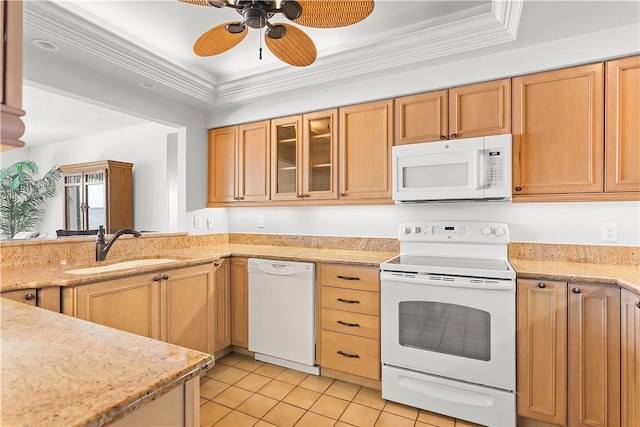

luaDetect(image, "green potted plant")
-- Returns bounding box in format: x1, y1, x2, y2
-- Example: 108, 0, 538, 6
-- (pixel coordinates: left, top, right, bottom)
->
0, 161, 62, 239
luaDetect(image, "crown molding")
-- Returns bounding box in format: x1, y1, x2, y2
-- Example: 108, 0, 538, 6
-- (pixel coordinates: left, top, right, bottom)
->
24, 0, 523, 107
24, 1, 218, 105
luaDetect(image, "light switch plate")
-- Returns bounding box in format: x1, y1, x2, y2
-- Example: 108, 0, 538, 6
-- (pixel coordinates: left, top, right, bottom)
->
193, 215, 203, 229
207, 218, 215, 230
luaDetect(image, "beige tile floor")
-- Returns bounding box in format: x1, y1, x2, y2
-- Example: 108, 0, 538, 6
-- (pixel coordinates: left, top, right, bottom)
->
200, 352, 484, 427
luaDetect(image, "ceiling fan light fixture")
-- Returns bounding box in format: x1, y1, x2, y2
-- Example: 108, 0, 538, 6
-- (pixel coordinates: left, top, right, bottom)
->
281, 1, 302, 20
226, 23, 246, 34
266, 24, 286, 39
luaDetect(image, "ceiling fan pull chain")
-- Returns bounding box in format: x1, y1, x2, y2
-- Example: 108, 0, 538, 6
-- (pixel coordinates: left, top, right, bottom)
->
258, 14, 263, 60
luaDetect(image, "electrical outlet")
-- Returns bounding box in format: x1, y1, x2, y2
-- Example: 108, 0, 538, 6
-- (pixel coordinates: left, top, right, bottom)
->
193, 215, 203, 229
257, 215, 265, 229
601, 222, 618, 242
207, 218, 215, 230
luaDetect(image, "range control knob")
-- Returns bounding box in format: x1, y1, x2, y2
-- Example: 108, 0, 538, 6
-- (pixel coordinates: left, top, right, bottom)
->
402, 226, 411, 235
481, 226, 493, 236
413, 226, 422, 234
494, 227, 506, 237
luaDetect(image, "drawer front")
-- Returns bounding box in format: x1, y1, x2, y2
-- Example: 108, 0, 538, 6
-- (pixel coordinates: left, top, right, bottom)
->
322, 308, 379, 339
1, 289, 37, 306
321, 330, 380, 380
322, 287, 379, 315
318, 264, 379, 292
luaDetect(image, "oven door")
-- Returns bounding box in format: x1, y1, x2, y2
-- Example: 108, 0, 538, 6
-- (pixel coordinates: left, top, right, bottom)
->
380, 273, 515, 391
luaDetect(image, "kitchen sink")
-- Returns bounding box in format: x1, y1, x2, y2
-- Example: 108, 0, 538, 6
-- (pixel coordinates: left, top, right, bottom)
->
64, 258, 180, 275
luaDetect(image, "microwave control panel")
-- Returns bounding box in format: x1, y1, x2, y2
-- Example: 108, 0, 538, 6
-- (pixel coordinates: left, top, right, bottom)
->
484, 149, 505, 188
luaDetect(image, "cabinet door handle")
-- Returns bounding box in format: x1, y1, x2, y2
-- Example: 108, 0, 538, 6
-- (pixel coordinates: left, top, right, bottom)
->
214, 262, 220, 267
153, 276, 161, 282
635, 301, 640, 309
337, 320, 360, 327
440, 135, 446, 140
302, 194, 309, 198
339, 193, 346, 197
537, 282, 546, 288
515, 186, 522, 192
337, 275, 360, 281
296, 194, 303, 199
24, 293, 36, 301
572, 287, 581, 294
451, 133, 457, 139
162, 275, 169, 280
337, 351, 360, 359
337, 298, 360, 304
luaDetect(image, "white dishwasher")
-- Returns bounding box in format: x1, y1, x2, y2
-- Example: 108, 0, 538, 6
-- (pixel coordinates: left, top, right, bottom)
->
248, 258, 319, 375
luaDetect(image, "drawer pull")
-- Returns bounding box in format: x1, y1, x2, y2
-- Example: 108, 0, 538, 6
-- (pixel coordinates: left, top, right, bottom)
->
337, 275, 360, 281
337, 298, 360, 304
635, 301, 640, 309
337, 320, 360, 328
337, 350, 360, 359
24, 293, 36, 301
572, 287, 581, 294
537, 282, 546, 288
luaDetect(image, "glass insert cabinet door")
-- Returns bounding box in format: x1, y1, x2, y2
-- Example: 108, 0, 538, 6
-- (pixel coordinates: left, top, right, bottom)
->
271, 109, 338, 201
64, 174, 83, 230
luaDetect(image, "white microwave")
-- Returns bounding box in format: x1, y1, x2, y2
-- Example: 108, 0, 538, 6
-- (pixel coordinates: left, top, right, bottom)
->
393, 134, 512, 203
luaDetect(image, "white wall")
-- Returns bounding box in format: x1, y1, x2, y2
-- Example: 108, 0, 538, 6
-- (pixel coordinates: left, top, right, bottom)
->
1, 122, 176, 235
225, 202, 640, 246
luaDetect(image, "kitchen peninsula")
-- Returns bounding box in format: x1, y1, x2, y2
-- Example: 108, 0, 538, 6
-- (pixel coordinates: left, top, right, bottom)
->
0, 298, 213, 427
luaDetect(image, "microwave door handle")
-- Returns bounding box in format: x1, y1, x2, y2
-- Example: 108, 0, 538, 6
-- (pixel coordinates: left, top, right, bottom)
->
475, 149, 485, 190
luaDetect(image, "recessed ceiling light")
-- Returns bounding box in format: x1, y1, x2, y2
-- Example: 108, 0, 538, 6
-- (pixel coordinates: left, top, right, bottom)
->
32, 39, 60, 52
138, 81, 157, 90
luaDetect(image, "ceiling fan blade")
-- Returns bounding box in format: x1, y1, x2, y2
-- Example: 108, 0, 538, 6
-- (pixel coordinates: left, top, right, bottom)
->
193, 22, 247, 56
293, 0, 374, 28
178, 0, 226, 7
265, 24, 317, 67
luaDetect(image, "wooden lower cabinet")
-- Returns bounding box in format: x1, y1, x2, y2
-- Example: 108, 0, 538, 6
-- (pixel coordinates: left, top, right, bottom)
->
214, 258, 231, 352
63, 263, 216, 354
230, 257, 249, 349
163, 264, 215, 354
620, 289, 640, 427
517, 279, 621, 427
317, 263, 381, 382
517, 279, 567, 426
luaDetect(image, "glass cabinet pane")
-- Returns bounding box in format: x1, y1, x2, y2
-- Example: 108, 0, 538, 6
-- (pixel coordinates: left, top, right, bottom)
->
85, 171, 106, 230
64, 184, 82, 231
274, 122, 298, 195
307, 117, 332, 192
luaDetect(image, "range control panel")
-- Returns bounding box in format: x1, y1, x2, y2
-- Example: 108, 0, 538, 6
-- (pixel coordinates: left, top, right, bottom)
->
398, 221, 510, 244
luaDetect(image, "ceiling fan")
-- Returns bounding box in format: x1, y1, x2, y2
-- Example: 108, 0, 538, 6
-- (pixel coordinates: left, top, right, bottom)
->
179, 0, 375, 67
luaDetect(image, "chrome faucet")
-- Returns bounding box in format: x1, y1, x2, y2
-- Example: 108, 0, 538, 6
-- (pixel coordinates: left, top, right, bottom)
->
95, 225, 142, 261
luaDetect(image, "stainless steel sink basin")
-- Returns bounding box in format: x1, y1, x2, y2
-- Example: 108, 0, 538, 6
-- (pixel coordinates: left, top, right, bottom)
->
64, 258, 180, 275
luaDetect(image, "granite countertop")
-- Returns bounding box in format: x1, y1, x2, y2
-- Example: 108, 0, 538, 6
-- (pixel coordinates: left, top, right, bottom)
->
0, 244, 397, 292
510, 259, 640, 295
0, 298, 213, 427
0, 243, 638, 296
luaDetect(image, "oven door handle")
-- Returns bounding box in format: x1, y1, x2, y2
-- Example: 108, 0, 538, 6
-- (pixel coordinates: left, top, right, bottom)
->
380, 271, 515, 291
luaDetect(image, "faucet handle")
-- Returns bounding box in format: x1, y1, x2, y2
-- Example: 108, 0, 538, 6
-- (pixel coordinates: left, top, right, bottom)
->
97, 225, 106, 240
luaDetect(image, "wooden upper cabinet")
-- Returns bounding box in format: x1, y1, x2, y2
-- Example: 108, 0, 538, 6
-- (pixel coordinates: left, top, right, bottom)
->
208, 121, 270, 205
512, 63, 605, 197
271, 110, 338, 201
568, 283, 620, 427
339, 99, 393, 200
0, 0, 26, 151
516, 279, 567, 426
605, 56, 640, 193
208, 126, 237, 203
621, 289, 640, 427
395, 90, 448, 145
449, 78, 511, 139
394, 79, 510, 145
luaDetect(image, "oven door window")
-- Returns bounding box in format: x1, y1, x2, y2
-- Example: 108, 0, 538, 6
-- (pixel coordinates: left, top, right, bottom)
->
398, 301, 490, 361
